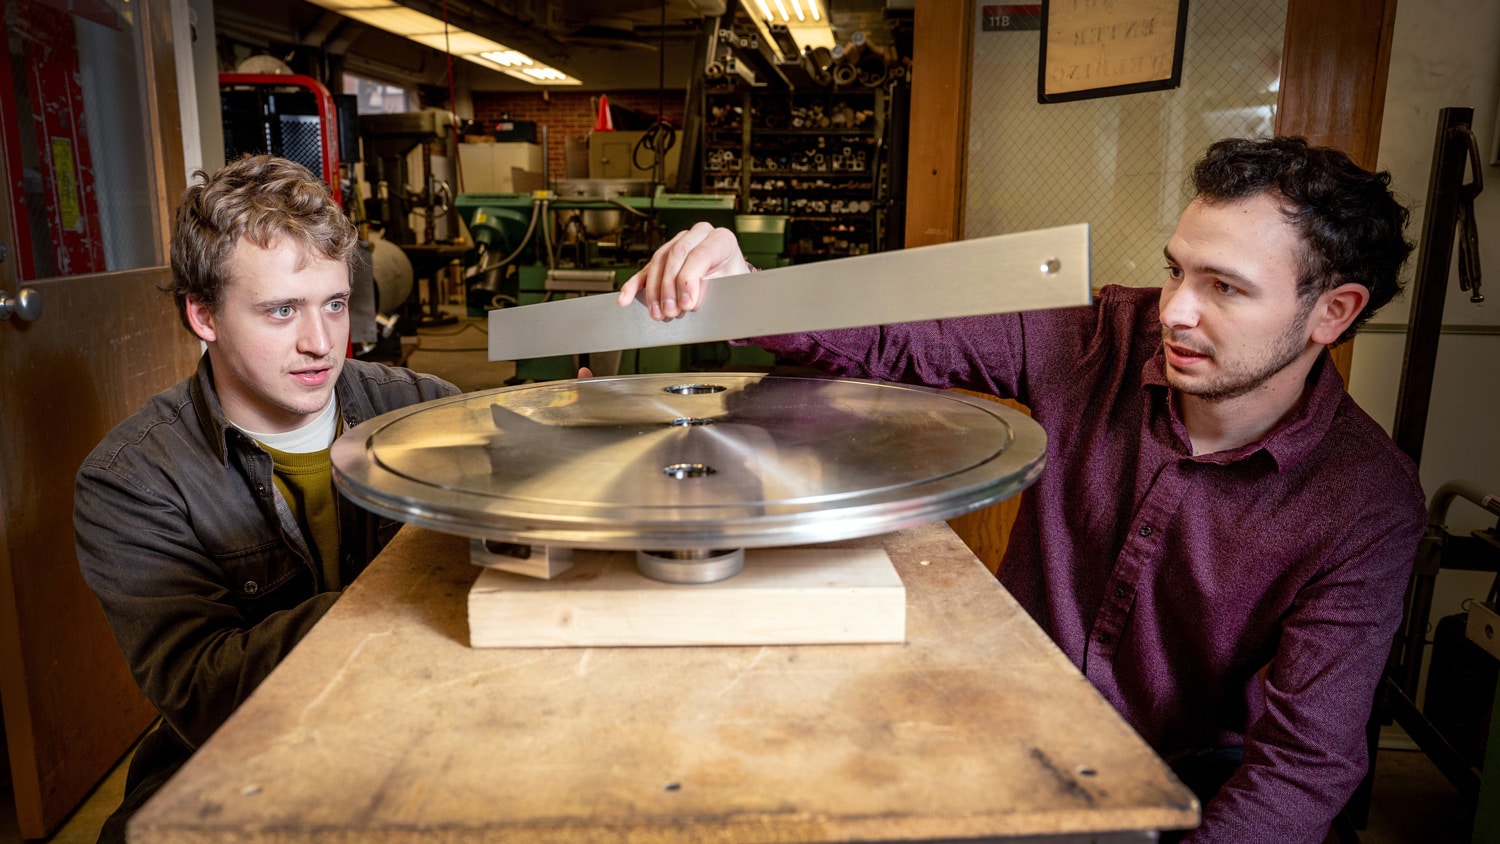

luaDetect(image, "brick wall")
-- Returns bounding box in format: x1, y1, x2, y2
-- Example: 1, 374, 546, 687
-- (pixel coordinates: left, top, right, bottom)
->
471, 90, 687, 182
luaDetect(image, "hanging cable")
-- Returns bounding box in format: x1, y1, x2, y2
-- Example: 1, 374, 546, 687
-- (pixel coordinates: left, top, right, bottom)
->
633, 122, 678, 175
633, 0, 677, 181
440, 0, 464, 194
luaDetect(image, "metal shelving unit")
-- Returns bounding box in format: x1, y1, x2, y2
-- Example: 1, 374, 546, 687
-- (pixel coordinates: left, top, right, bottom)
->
702, 85, 896, 263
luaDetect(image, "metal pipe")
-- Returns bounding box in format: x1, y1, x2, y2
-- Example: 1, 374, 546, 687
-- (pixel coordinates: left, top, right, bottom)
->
1427, 479, 1500, 523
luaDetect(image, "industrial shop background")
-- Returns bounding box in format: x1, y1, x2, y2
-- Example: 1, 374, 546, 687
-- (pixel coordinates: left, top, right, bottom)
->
210, 0, 1500, 837
0, 0, 1498, 841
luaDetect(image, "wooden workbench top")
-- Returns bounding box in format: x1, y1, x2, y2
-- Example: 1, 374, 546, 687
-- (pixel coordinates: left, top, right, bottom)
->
131, 524, 1198, 842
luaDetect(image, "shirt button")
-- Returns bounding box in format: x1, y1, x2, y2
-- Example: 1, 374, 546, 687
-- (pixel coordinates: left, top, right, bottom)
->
1138, 525, 1154, 537
1098, 633, 1113, 645
243, 581, 259, 595
1114, 586, 1128, 599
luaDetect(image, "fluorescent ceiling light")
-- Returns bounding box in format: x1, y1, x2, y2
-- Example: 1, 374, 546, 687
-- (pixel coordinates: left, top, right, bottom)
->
750, 0, 834, 58
481, 50, 533, 68
761, 0, 824, 23
408, 31, 509, 55
305, 0, 581, 86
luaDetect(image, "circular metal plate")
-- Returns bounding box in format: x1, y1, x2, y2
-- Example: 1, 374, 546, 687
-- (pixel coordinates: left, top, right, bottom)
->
332, 374, 1046, 550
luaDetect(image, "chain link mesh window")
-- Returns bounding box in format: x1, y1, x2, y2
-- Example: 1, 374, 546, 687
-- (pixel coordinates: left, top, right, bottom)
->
965, 0, 1286, 288
278, 115, 326, 176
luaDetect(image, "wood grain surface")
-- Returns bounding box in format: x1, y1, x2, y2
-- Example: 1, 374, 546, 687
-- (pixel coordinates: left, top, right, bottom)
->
132, 524, 1197, 843
470, 548, 906, 647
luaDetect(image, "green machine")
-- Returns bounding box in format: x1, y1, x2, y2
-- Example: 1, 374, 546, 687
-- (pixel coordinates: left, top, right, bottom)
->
455, 187, 777, 382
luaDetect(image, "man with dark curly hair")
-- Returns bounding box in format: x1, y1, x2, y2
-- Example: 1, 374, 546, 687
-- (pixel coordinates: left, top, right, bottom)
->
618, 136, 1426, 844
75, 155, 459, 842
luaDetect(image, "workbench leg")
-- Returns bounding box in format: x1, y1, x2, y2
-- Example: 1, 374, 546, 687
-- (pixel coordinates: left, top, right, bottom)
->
1475, 674, 1500, 844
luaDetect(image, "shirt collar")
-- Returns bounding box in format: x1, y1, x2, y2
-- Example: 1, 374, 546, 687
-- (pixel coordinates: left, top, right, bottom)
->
1142, 348, 1343, 470
189, 354, 236, 465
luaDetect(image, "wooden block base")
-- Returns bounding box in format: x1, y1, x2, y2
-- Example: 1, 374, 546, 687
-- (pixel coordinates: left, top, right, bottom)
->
468, 548, 906, 648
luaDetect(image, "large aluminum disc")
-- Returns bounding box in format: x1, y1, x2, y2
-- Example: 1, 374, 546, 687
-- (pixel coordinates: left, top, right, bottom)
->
332, 373, 1046, 550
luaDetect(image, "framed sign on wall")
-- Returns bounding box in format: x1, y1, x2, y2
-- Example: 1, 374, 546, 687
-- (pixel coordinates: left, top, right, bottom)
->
1038, 0, 1189, 103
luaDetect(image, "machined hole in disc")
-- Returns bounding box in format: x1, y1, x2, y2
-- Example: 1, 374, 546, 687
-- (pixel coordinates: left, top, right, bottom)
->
663, 462, 715, 479
664, 383, 726, 395
672, 417, 714, 427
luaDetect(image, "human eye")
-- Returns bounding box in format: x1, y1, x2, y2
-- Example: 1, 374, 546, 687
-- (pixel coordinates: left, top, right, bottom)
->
1212, 279, 1238, 296
270, 304, 295, 319
1163, 265, 1183, 283
326, 299, 347, 314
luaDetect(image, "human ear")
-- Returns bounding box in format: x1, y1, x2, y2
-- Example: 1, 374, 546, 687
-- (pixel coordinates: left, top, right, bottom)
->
185, 296, 218, 344
1308, 282, 1370, 346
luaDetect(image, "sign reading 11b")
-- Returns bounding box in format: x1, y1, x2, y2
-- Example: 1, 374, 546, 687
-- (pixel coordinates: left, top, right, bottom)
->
983, 4, 1042, 31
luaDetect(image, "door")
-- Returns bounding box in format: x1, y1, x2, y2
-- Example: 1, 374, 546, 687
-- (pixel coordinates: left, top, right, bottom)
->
0, 0, 200, 836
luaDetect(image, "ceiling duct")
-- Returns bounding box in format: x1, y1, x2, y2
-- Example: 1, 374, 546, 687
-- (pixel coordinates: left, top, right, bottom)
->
567, 16, 657, 51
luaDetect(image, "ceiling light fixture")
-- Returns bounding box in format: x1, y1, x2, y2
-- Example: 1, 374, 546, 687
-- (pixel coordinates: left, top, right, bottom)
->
480, 50, 533, 68
749, 0, 834, 60
758, 0, 823, 23
304, 0, 580, 86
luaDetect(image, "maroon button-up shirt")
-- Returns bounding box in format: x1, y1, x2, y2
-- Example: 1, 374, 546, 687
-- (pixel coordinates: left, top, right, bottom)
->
749, 284, 1426, 844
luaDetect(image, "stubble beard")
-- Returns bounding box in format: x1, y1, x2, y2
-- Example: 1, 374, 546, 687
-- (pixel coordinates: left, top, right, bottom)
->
1164, 297, 1316, 403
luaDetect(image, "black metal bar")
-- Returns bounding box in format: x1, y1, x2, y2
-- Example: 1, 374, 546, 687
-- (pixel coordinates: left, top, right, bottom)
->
883, 80, 910, 251
674, 18, 716, 196
1440, 532, 1500, 571
1398, 528, 1446, 697
1392, 107, 1474, 466
1384, 678, 1482, 805
1359, 109, 1478, 832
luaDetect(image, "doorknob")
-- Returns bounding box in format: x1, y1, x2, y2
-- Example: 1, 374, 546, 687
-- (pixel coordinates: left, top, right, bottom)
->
0, 287, 42, 322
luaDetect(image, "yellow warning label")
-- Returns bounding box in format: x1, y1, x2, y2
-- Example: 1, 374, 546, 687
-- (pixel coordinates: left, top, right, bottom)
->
50, 138, 81, 231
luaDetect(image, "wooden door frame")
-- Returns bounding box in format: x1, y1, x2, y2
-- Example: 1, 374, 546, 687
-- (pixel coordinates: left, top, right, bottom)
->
905, 0, 972, 249
908, 0, 1400, 570
1275, 0, 1400, 380
0, 0, 191, 836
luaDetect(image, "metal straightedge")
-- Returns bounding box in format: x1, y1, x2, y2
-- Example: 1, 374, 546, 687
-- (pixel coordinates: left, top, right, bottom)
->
487, 224, 1090, 361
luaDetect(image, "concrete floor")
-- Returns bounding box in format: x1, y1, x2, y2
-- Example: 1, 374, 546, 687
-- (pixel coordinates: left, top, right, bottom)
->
0, 746, 130, 844
400, 313, 517, 393
1351, 729, 1475, 843
0, 310, 1483, 843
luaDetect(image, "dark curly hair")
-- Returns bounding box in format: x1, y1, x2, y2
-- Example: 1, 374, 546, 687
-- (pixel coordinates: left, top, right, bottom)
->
1191, 137, 1413, 345
166, 154, 357, 331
